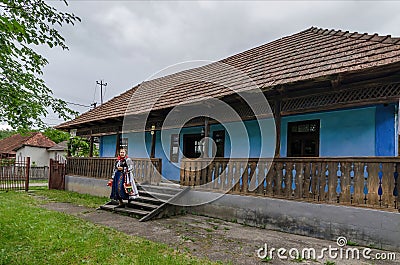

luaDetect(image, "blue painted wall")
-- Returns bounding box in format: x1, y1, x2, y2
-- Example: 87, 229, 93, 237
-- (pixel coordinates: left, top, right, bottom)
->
105, 119, 275, 181
154, 119, 276, 180
125, 131, 152, 158
159, 126, 206, 181
99, 135, 117, 157
219, 119, 276, 158
280, 105, 395, 157
375, 104, 395, 156
99, 105, 396, 180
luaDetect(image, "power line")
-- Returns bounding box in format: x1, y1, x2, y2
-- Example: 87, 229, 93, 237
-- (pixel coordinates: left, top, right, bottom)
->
65, 101, 91, 108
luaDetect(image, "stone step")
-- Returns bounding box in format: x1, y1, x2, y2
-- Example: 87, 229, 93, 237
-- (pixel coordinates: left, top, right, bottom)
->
139, 190, 174, 201
99, 184, 188, 221
114, 207, 150, 216
99, 203, 119, 211
135, 195, 164, 205
126, 200, 159, 210
139, 184, 182, 196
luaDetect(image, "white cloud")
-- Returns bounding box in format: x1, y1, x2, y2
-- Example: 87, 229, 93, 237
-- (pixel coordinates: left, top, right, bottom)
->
28, 1, 400, 127
0, 123, 12, 130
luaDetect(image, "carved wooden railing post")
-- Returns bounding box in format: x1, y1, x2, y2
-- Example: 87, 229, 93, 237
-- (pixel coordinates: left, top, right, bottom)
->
394, 163, 399, 210
180, 157, 400, 211
66, 157, 162, 185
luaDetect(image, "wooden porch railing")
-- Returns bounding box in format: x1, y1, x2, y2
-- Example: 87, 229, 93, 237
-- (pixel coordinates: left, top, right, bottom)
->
66, 157, 162, 185
180, 157, 400, 211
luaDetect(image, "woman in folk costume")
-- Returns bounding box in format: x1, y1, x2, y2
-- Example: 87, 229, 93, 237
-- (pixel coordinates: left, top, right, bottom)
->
108, 149, 139, 205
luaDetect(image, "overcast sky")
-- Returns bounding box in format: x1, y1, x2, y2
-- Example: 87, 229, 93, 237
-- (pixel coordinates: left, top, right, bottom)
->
2, 1, 400, 130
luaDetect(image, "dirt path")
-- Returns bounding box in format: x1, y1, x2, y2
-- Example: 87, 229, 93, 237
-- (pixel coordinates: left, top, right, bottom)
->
40, 201, 399, 265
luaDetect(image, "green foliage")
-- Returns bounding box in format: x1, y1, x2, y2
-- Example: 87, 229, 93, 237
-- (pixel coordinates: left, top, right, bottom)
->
0, 126, 69, 143
0, 0, 80, 131
346, 240, 359, 246
0, 191, 214, 265
261, 256, 272, 263
68, 136, 89, 157
0, 158, 15, 166
42, 127, 69, 144
68, 136, 99, 157
0, 129, 16, 140
0, 127, 69, 144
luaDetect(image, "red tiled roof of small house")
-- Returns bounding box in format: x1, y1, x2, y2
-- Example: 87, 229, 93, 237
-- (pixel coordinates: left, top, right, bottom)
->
0, 132, 56, 155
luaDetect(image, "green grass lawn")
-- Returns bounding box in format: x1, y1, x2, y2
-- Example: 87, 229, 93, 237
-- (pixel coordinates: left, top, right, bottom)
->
29, 179, 48, 184
0, 190, 216, 265
30, 186, 110, 208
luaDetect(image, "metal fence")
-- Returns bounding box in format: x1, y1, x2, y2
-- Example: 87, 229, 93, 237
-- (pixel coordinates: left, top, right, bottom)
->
0, 157, 30, 191
30, 166, 49, 180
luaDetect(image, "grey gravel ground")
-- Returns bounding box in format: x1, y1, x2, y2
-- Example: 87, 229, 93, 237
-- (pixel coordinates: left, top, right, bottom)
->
40, 201, 399, 265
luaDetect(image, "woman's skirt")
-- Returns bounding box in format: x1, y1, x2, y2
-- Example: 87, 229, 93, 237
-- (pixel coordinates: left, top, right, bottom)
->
110, 171, 129, 201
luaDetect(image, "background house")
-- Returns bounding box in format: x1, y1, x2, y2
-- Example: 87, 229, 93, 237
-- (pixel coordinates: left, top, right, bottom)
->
47, 140, 67, 161
0, 132, 56, 167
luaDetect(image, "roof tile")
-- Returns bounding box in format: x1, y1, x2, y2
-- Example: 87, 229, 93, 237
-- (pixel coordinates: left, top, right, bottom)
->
0, 132, 56, 155
57, 26, 400, 129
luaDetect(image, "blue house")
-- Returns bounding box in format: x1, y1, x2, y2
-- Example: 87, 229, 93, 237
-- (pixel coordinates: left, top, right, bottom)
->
58, 27, 400, 250
58, 26, 400, 208
59, 27, 400, 181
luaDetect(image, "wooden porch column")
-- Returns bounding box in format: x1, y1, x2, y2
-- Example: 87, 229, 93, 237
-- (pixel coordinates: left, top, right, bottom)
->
115, 132, 121, 156
274, 98, 281, 158
203, 117, 210, 158
89, 135, 94, 157
150, 126, 156, 158
67, 140, 71, 157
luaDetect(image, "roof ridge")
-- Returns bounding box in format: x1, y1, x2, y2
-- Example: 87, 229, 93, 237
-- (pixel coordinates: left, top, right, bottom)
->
25, 131, 40, 140
20, 132, 56, 149
57, 27, 400, 129
20, 132, 42, 146
56, 27, 324, 129
0, 132, 53, 154
309, 26, 400, 44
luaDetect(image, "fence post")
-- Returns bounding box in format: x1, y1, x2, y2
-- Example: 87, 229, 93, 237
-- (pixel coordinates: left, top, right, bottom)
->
25, 157, 30, 191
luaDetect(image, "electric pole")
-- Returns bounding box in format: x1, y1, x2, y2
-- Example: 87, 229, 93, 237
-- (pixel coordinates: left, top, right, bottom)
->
96, 80, 107, 105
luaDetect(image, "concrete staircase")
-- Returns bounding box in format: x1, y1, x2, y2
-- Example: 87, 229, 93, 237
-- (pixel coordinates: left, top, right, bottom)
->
99, 183, 187, 222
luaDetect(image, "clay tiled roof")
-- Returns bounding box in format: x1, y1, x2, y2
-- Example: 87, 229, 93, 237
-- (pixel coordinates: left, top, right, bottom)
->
0, 132, 56, 155
47, 140, 67, 151
57, 26, 400, 129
